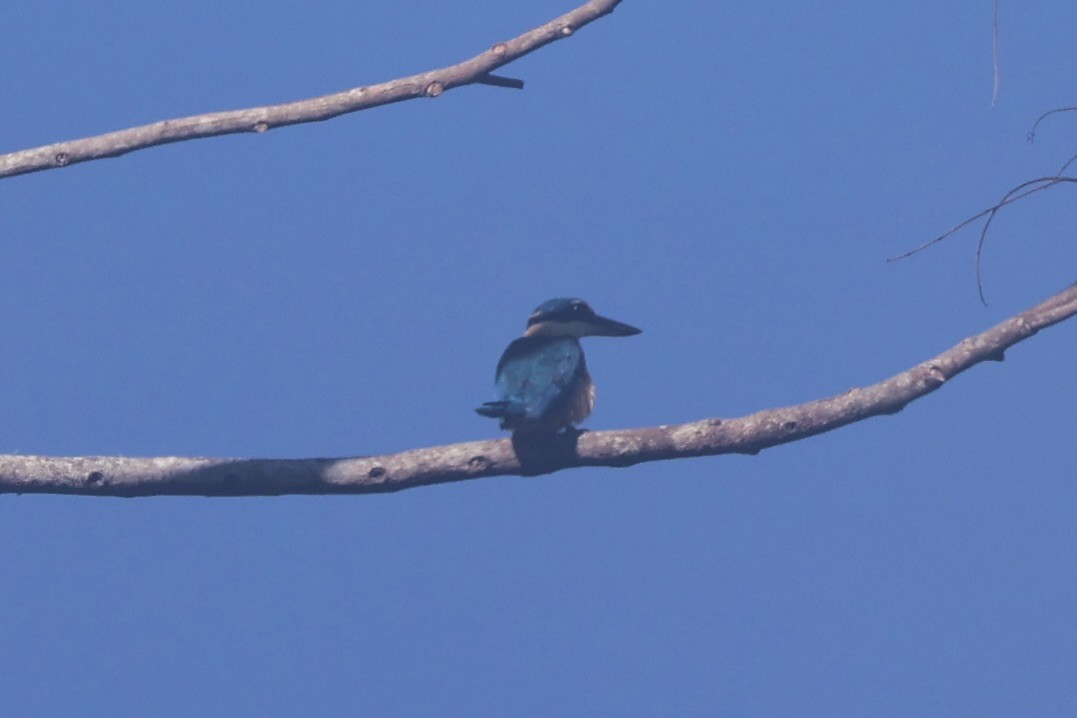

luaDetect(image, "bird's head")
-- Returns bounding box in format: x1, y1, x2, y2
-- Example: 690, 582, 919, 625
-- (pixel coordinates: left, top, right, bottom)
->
523, 298, 641, 338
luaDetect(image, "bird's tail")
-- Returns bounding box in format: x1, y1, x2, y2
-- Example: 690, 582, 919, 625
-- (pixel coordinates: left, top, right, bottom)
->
475, 400, 527, 420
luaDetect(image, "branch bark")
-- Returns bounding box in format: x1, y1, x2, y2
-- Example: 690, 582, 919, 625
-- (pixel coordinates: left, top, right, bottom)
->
3, 282, 1074, 498
0, 0, 622, 179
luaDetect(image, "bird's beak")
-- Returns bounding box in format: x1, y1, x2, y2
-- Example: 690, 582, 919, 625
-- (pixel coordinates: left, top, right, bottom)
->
587, 313, 642, 337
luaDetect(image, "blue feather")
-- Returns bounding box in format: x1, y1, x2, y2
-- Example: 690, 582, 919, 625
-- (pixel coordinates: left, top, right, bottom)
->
474, 335, 586, 430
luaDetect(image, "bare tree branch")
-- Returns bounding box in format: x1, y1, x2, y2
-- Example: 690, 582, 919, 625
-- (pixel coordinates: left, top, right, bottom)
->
0, 0, 622, 180
3, 282, 1074, 498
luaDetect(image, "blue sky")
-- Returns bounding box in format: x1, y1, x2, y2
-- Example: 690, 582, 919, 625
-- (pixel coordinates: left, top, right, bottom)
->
2, 1, 1076, 715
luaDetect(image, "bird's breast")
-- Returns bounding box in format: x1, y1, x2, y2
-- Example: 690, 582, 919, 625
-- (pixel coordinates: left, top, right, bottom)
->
563, 365, 596, 426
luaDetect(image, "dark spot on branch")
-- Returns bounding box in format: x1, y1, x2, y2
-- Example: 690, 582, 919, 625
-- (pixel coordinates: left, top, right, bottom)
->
369, 466, 386, 480
54, 153, 70, 166
781, 421, 797, 431
86, 471, 103, 485
927, 365, 947, 385
468, 455, 491, 472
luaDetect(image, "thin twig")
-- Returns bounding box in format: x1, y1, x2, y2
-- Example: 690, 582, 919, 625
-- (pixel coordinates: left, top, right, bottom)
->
3, 282, 1075, 497
991, 0, 1000, 106
476, 74, 526, 90
889, 176, 1077, 304
1057, 154, 1077, 175
972, 177, 1074, 305
1027, 106, 1077, 143
0, 0, 622, 179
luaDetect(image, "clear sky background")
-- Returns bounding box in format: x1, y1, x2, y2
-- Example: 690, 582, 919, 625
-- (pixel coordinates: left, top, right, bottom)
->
2, 2, 1076, 715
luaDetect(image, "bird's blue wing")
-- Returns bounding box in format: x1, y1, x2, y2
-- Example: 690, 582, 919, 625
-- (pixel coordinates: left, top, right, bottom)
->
493, 336, 582, 420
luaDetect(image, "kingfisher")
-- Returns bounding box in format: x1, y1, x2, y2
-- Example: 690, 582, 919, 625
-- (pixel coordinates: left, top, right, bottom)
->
476, 298, 641, 433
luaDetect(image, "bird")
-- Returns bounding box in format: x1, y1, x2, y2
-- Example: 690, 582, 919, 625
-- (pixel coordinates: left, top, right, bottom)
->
476, 298, 641, 432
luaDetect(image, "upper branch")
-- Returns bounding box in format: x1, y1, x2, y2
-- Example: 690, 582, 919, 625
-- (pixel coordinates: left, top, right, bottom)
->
2, 282, 1074, 498
0, 0, 623, 179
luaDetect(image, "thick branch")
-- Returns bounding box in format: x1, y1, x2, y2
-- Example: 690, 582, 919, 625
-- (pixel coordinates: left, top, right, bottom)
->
0, 0, 622, 179
3, 282, 1074, 498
